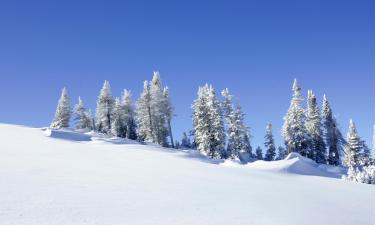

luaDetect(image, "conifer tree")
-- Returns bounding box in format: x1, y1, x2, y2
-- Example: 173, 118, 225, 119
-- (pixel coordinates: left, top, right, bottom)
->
163, 87, 174, 148
264, 123, 276, 161
136, 81, 153, 141
256, 146, 263, 160
306, 90, 326, 163
121, 90, 137, 140
276, 146, 287, 160
50, 87, 71, 129
95, 80, 114, 133
73, 97, 92, 130
344, 119, 362, 167
181, 132, 192, 149
111, 98, 125, 137
282, 79, 308, 156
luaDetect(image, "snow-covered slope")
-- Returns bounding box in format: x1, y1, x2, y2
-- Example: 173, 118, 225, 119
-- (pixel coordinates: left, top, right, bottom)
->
0, 124, 374, 225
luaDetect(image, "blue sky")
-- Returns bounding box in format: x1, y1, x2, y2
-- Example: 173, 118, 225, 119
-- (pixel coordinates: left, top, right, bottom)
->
0, 0, 374, 148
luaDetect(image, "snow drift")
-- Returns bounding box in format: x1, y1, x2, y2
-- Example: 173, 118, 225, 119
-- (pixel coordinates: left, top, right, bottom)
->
0, 124, 374, 225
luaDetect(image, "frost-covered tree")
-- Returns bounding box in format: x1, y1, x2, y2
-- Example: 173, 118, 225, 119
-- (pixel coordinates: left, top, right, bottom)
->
136, 81, 153, 141
276, 146, 287, 160
344, 166, 375, 185
256, 146, 263, 160
50, 87, 71, 129
121, 90, 137, 140
111, 98, 125, 137
360, 140, 372, 167
95, 80, 114, 133
181, 132, 192, 149
282, 79, 308, 156
149, 72, 169, 146
163, 87, 174, 148
322, 95, 345, 166
221, 89, 251, 160
344, 120, 362, 167
306, 90, 326, 163
264, 123, 276, 161
192, 84, 225, 159
73, 97, 92, 130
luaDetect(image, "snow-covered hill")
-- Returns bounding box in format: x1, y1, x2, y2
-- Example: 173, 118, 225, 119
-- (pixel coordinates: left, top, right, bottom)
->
0, 124, 374, 225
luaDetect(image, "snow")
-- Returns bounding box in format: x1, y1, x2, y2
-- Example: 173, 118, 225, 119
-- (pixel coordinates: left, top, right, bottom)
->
0, 124, 374, 225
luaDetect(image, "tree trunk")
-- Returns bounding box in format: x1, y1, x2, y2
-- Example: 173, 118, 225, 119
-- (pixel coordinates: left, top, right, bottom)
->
168, 119, 174, 148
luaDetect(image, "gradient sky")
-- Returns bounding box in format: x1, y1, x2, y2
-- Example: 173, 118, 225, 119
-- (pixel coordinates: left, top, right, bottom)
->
0, 0, 374, 148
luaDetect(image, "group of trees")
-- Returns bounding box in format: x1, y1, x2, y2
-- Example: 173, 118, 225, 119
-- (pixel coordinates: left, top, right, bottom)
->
50, 72, 174, 147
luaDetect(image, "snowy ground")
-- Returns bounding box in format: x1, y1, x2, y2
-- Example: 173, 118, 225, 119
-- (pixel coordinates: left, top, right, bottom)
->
0, 124, 374, 225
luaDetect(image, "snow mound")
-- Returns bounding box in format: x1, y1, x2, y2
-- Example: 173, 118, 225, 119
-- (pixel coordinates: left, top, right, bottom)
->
246, 152, 345, 178
44, 128, 92, 141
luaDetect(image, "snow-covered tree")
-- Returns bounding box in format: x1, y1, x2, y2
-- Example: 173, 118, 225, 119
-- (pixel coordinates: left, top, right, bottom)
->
264, 123, 276, 161
282, 79, 308, 156
181, 132, 192, 149
256, 146, 263, 160
121, 90, 137, 140
276, 146, 287, 160
221, 88, 233, 118
136, 81, 153, 142
73, 97, 93, 130
344, 119, 362, 167
149, 72, 169, 146
192, 84, 225, 159
111, 98, 125, 137
322, 95, 345, 166
163, 87, 174, 148
50, 87, 71, 129
360, 140, 372, 167
95, 80, 114, 133
306, 90, 326, 163
344, 166, 375, 185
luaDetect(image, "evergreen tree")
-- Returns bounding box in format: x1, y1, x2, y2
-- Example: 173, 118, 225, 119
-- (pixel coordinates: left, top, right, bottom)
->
121, 90, 137, 140
360, 140, 371, 166
50, 87, 71, 129
136, 81, 153, 141
276, 146, 287, 160
73, 97, 92, 130
163, 87, 174, 148
221, 88, 233, 118
264, 123, 276, 161
344, 119, 362, 167
192, 84, 225, 159
306, 90, 326, 163
282, 79, 308, 156
175, 140, 181, 149
256, 146, 263, 160
322, 95, 345, 166
150, 72, 168, 146
95, 80, 114, 133
181, 132, 192, 149
111, 98, 125, 137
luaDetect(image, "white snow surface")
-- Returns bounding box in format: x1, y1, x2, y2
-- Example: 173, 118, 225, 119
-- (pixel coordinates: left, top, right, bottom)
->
0, 124, 374, 225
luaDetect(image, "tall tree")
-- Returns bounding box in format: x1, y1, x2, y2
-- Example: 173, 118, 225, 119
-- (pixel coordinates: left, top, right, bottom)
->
50, 87, 71, 129
111, 98, 125, 137
282, 79, 308, 156
192, 84, 225, 159
344, 119, 362, 167
306, 90, 326, 163
256, 146, 263, 160
121, 89, 137, 140
136, 81, 153, 141
95, 80, 114, 133
264, 123, 276, 161
73, 97, 92, 130
181, 132, 192, 149
163, 87, 174, 148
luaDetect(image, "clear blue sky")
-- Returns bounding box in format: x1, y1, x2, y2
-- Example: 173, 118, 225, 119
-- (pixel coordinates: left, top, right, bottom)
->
0, 0, 374, 148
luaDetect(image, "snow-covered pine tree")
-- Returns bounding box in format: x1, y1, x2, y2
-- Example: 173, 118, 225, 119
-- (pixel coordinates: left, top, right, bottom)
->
50, 87, 71, 129
95, 80, 114, 133
276, 146, 287, 160
344, 119, 363, 167
73, 97, 93, 130
256, 146, 263, 160
306, 90, 326, 163
282, 79, 309, 156
149, 72, 168, 146
264, 123, 276, 161
192, 84, 225, 159
111, 98, 125, 137
136, 81, 153, 142
121, 90, 137, 140
221, 89, 251, 160
360, 140, 371, 166
181, 132, 192, 149
163, 86, 174, 148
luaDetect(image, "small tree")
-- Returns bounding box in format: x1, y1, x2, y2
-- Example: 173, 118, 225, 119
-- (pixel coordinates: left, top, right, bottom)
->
264, 123, 276, 161
136, 81, 153, 142
50, 87, 71, 129
95, 80, 114, 133
111, 98, 125, 137
73, 97, 92, 130
181, 132, 192, 149
256, 146, 263, 160
121, 90, 137, 140
276, 146, 287, 160
344, 119, 362, 167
